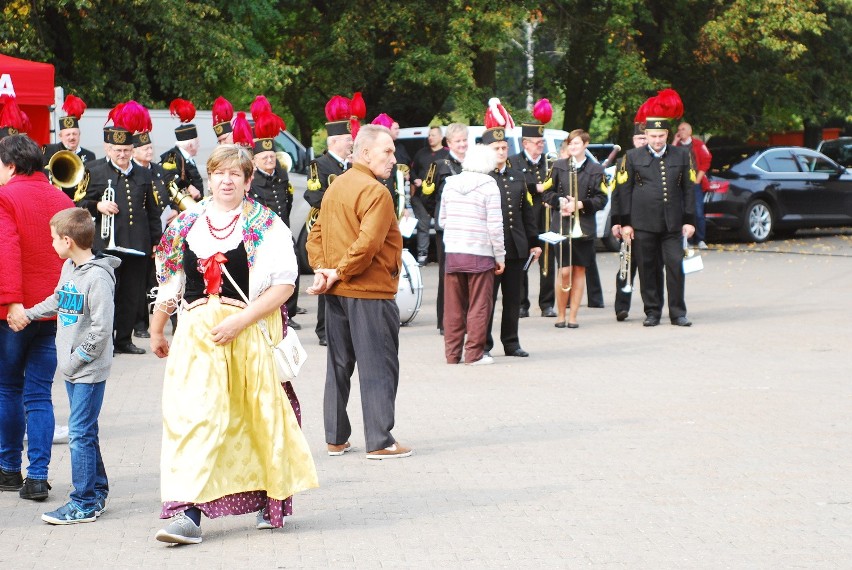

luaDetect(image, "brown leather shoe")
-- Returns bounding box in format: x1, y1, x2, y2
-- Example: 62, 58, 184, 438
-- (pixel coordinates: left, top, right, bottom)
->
366, 442, 413, 460
327, 441, 352, 456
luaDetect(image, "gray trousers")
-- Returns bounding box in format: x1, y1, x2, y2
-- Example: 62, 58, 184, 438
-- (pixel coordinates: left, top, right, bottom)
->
323, 295, 400, 452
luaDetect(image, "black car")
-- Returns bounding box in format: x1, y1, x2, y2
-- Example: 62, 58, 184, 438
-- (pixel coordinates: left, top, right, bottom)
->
704, 146, 852, 242
816, 137, 852, 168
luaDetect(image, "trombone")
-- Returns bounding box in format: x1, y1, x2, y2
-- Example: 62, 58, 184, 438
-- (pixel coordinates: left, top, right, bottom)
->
557, 158, 584, 293
541, 152, 558, 278
100, 179, 118, 250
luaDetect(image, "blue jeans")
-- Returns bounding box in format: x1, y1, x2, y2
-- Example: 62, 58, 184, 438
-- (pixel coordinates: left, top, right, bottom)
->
66, 381, 108, 511
692, 183, 706, 243
0, 320, 56, 480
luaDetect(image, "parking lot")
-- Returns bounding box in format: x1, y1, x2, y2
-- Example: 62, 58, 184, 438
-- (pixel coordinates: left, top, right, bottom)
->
2, 231, 851, 568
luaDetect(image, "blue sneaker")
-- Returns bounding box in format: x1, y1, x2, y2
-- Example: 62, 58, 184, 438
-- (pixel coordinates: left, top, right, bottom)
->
42, 502, 97, 525
95, 496, 107, 518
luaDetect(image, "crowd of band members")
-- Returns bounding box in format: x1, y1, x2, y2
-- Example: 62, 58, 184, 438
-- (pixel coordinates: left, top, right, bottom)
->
41, 105, 697, 358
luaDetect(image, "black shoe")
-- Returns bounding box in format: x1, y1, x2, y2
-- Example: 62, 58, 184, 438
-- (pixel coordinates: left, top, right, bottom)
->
554, 321, 567, 328
296, 307, 307, 315
318, 338, 327, 346
19, 478, 51, 501
588, 303, 605, 309
0, 468, 23, 491
439, 328, 444, 336
507, 348, 529, 357
519, 308, 530, 318
643, 316, 661, 327
566, 322, 579, 329
671, 316, 692, 327
133, 329, 150, 339
616, 310, 629, 322
114, 342, 146, 355
288, 320, 302, 331
541, 307, 557, 318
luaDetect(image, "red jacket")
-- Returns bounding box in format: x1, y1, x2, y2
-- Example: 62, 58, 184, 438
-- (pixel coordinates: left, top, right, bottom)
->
677, 137, 713, 190
0, 172, 75, 321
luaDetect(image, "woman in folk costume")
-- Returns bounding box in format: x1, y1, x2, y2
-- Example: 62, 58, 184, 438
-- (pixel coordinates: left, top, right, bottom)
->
149, 144, 317, 545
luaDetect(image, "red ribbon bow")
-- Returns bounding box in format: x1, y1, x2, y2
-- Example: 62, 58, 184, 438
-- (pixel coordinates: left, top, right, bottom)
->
199, 252, 228, 295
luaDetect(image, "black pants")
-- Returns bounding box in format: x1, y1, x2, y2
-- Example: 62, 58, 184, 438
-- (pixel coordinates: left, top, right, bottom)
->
585, 250, 604, 307
315, 294, 326, 341
113, 253, 147, 345
485, 258, 524, 353
323, 295, 400, 452
635, 229, 687, 320
435, 230, 445, 330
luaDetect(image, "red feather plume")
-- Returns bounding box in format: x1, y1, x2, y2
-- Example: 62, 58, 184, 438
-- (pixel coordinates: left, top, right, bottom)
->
169, 98, 196, 123
20, 110, 31, 134
371, 113, 394, 128
533, 98, 552, 124
212, 96, 234, 125
119, 100, 151, 134
350, 92, 366, 120
325, 95, 350, 122
106, 102, 125, 126
634, 97, 655, 123
254, 112, 286, 140
649, 88, 684, 119
62, 95, 87, 119
250, 95, 272, 118
0, 95, 25, 130
232, 112, 254, 147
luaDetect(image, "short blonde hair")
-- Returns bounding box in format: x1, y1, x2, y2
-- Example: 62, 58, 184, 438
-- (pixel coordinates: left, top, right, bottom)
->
206, 144, 253, 181
445, 123, 468, 142
50, 207, 94, 250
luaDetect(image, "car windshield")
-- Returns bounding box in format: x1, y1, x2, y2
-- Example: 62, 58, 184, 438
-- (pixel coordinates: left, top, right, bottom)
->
709, 147, 763, 174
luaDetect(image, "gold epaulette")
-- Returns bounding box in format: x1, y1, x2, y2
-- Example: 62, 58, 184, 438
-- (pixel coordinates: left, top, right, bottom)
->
526, 190, 533, 206
288, 182, 294, 195
542, 177, 553, 191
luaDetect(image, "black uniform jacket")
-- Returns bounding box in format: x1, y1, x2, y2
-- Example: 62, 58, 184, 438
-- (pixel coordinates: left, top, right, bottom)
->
424, 154, 463, 221
159, 146, 204, 195
250, 165, 292, 225
141, 161, 180, 215
83, 160, 162, 253
304, 152, 346, 209
615, 145, 695, 232
490, 167, 539, 260
542, 158, 608, 238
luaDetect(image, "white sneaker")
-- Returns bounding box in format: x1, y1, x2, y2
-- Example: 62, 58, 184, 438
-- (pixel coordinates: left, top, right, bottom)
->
697, 241, 708, 250
256, 507, 281, 530
468, 355, 494, 366
53, 425, 69, 444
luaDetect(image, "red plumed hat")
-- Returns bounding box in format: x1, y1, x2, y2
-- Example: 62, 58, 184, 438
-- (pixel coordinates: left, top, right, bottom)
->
325, 95, 350, 122
250, 95, 273, 118
648, 88, 683, 120
349, 92, 366, 139
533, 98, 552, 125
634, 97, 655, 123
212, 96, 234, 127
254, 112, 286, 140
0, 95, 26, 137
62, 95, 87, 120
371, 113, 394, 129
485, 97, 514, 129
232, 112, 254, 147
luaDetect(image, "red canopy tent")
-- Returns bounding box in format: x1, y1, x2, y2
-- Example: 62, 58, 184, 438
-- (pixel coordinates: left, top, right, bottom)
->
0, 53, 55, 145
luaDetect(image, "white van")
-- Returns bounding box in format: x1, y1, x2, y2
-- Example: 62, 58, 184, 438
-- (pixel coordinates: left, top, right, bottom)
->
396, 125, 619, 251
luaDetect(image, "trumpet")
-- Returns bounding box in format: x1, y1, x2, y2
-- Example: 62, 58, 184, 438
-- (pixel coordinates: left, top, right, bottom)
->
421, 162, 437, 195
100, 179, 117, 250
395, 164, 410, 220
619, 240, 633, 293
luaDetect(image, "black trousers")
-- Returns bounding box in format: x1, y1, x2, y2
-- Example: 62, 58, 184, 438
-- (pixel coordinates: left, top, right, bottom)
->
485, 258, 524, 353
315, 294, 326, 341
113, 253, 147, 345
323, 295, 400, 452
635, 229, 687, 320
286, 274, 300, 323
614, 246, 639, 315
585, 250, 604, 307
435, 230, 445, 330
520, 245, 555, 312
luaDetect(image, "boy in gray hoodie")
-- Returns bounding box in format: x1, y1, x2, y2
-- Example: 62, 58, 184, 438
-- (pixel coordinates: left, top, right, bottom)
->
13, 208, 120, 524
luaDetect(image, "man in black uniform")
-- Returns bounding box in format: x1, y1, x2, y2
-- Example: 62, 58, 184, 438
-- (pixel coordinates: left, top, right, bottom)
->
421, 122, 467, 334
82, 126, 163, 353
616, 113, 695, 327
410, 126, 448, 264
160, 99, 203, 200
249, 118, 302, 330
484, 125, 541, 357
511, 114, 555, 318
304, 114, 354, 346
43, 95, 96, 200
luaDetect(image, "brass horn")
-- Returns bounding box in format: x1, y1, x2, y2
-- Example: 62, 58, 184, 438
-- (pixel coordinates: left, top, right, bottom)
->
48, 150, 85, 188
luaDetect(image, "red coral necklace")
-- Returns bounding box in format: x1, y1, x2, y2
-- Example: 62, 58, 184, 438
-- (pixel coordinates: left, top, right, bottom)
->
206, 213, 241, 240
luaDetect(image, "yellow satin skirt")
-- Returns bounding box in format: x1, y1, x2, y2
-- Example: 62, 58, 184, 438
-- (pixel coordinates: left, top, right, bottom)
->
160, 296, 318, 504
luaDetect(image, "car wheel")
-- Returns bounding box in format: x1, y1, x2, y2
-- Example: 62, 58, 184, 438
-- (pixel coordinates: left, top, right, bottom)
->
740, 199, 773, 243
295, 226, 313, 275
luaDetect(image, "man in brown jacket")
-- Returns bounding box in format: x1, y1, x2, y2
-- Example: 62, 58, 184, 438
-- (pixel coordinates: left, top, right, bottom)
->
307, 124, 413, 459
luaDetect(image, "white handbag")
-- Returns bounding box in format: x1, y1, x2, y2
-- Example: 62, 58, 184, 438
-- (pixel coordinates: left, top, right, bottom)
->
682, 237, 704, 275
221, 265, 307, 379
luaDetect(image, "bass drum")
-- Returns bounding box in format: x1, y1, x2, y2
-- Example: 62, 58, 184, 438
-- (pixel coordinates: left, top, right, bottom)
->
396, 249, 423, 325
